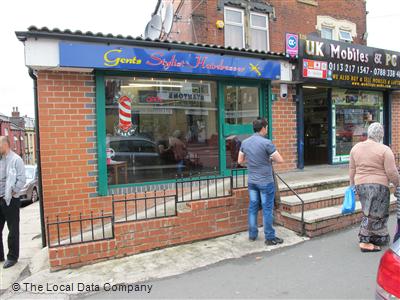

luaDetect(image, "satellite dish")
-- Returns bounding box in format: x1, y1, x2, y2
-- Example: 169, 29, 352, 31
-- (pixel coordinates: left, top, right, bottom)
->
144, 22, 150, 38
145, 14, 162, 39
163, 3, 174, 35
161, 2, 167, 21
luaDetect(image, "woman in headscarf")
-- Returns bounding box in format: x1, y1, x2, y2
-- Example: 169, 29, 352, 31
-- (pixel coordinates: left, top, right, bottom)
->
349, 122, 400, 252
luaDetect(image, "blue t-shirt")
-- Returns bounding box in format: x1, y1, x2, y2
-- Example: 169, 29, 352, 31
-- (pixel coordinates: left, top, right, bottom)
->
240, 134, 277, 185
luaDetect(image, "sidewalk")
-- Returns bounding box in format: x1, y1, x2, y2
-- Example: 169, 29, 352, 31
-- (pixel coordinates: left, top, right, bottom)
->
0, 201, 45, 291
2, 226, 307, 299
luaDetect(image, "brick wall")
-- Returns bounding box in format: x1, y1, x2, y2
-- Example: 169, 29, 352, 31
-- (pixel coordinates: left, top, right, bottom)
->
168, 0, 367, 51
48, 188, 252, 270
268, 0, 367, 52
392, 91, 400, 155
271, 84, 297, 171
37, 71, 111, 221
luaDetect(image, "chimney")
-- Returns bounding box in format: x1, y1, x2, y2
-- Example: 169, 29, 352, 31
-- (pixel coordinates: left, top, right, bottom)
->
11, 107, 20, 118
10, 107, 24, 129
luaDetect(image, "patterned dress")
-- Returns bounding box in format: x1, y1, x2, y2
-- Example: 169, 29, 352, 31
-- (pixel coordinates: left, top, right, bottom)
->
356, 184, 390, 245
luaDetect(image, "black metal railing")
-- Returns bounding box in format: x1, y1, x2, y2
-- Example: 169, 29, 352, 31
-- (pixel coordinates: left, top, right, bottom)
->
231, 168, 248, 189
176, 172, 232, 202
112, 190, 177, 223
274, 173, 306, 236
47, 211, 114, 248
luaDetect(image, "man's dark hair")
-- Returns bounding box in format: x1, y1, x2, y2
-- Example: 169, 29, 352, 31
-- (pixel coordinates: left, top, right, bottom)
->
253, 118, 268, 133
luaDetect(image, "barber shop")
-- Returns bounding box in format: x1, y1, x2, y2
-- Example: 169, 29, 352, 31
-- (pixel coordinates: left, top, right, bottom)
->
296, 38, 400, 167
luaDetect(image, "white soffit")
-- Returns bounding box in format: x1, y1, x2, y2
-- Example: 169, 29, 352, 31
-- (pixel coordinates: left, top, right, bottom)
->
25, 38, 59, 68
24, 38, 93, 72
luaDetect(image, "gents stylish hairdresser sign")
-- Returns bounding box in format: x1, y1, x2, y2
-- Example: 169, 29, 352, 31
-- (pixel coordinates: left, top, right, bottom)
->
300, 38, 400, 89
59, 42, 281, 80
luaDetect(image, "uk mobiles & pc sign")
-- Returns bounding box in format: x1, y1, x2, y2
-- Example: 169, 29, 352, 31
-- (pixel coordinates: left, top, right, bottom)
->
299, 38, 400, 89
59, 42, 281, 80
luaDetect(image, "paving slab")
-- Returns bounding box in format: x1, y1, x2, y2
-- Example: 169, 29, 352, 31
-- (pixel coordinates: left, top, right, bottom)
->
1, 226, 307, 299
0, 202, 42, 291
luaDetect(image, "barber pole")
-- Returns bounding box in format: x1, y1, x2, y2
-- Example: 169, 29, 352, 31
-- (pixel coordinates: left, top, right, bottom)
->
118, 96, 132, 131
115, 96, 136, 136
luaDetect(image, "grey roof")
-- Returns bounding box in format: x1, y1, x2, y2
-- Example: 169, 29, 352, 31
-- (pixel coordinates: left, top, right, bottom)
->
15, 26, 287, 60
0, 113, 10, 122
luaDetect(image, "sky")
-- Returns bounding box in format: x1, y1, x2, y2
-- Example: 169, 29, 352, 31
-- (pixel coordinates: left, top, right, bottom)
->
0, 0, 399, 118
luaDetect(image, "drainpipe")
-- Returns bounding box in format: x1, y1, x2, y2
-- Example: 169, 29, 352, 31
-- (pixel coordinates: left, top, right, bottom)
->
29, 68, 46, 248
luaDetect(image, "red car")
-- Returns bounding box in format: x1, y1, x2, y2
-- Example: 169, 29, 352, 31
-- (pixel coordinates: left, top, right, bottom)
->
376, 238, 400, 299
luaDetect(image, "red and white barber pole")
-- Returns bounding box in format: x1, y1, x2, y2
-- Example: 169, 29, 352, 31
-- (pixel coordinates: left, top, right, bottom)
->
116, 96, 136, 136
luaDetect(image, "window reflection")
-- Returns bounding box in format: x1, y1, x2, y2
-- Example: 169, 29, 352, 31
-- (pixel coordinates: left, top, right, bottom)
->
224, 86, 259, 125
333, 89, 383, 157
105, 77, 219, 185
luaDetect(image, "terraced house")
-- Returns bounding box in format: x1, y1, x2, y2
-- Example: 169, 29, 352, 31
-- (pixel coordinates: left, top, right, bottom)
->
15, 0, 400, 270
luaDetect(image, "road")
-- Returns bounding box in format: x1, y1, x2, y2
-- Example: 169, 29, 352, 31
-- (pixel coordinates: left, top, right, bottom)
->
85, 216, 397, 299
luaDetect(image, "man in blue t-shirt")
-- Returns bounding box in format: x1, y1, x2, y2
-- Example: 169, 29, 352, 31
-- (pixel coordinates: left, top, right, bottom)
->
238, 118, 284, 246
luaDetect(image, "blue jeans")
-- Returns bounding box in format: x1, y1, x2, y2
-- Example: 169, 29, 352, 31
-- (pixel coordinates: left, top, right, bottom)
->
248, 182, 276, 240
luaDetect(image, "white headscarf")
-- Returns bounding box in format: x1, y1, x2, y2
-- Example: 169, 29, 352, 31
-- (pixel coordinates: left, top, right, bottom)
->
367, 122, 384, 143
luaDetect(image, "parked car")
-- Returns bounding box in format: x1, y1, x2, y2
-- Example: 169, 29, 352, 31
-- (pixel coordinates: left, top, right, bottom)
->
376, 238, 400, 299
107, 136, 161, 168
19, 165, 39, 203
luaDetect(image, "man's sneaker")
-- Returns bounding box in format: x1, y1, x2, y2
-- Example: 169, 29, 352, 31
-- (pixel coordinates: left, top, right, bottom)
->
265, 237, 284, 246
249, 237, 257, 242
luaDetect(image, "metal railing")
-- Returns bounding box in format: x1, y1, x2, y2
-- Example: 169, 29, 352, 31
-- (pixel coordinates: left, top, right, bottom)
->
176, 172, 232, 202
274, 173, 306, 236
47, 168, 308, 247
46, 211, 114, 248
231, 168, 248, 189
112, 190, 177, 223
231, 167, 306, 236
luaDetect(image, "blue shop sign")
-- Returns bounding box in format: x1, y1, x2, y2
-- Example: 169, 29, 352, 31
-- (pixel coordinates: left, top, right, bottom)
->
59, 42, 281, 80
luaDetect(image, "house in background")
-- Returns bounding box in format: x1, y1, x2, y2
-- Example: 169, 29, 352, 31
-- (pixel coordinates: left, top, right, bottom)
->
24, 115, 36, 165
0, 107, 35, 164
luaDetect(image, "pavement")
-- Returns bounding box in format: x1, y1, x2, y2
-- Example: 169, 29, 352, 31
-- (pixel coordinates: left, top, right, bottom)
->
81, 216, 397, 300
0, 201, 45, 291
1, 225, 306, 299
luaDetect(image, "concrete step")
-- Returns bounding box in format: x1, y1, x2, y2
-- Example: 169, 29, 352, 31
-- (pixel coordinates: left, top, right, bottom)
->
280, 186, 347, 213
278, 176, 349, 197
278, 195, 397, 237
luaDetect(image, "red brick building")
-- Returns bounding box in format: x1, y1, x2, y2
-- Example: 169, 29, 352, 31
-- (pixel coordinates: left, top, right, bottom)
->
166, 0, 398, 166
15, 0, 400, 270
0, 108, 25, 160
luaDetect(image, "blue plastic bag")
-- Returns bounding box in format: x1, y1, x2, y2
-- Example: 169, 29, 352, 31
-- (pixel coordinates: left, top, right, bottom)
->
342, 186, 356, 214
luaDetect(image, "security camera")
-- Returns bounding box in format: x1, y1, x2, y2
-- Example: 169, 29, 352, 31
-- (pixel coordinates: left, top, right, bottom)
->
280, 84, 288, 99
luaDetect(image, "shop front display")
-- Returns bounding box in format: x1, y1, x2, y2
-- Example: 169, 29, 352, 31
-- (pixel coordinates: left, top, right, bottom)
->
55, 41, 283, 191
297, 37, 400, 166
104, 76, 219, 184
331, 88, 383, 163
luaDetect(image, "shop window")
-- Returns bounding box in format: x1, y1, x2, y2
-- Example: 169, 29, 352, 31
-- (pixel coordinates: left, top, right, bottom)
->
105, 77, 219, 185
321, 26, 333, 40
332, 89, 383, 163
224, 7, 245, 49
249, 12, 269, 51
224, 86, 259, 125
4, 128, 8, 136
339, 30, 353, 43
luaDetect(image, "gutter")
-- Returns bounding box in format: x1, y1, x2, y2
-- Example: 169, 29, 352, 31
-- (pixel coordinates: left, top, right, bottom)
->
28, 68, 47, 248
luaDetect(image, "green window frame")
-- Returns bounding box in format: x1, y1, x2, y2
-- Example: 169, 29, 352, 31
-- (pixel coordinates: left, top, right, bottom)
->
95, 71, 272, 196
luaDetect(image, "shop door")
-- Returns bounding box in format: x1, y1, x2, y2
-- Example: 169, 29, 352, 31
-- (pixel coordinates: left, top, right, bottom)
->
219, 83, 266, 175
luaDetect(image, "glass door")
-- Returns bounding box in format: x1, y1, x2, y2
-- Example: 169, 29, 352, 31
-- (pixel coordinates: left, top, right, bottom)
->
219, 83, 266, 174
